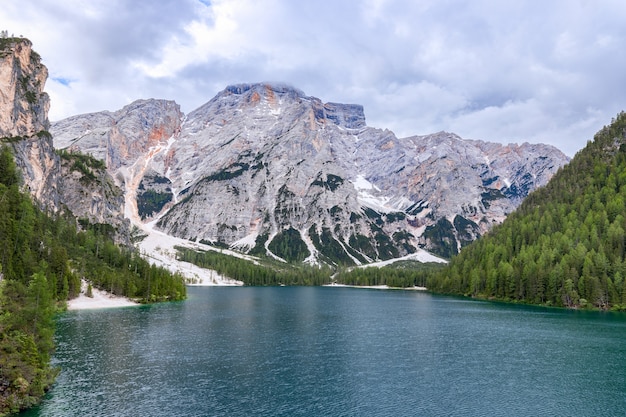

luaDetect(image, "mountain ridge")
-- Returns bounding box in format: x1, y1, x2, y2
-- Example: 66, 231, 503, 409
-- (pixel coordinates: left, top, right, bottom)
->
52, 82, 570, 263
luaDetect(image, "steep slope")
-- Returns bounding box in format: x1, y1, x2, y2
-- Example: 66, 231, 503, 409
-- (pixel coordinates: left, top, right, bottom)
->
51, 83, 569, 262
0, 37, 129, 241
429, 112, 626, 309
0, 37, 58, 207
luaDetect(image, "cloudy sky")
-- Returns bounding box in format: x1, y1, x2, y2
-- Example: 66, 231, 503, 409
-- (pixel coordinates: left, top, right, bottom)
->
2, 0, 625, 156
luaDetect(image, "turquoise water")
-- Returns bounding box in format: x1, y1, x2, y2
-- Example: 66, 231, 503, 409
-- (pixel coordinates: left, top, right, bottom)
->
22, 287, 626, 416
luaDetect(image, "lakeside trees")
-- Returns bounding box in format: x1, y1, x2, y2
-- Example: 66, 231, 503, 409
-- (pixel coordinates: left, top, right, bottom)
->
0, 146, 185, 414
176, 244, 444, 289
428, 112, 626, 310
333, 261, 442, 288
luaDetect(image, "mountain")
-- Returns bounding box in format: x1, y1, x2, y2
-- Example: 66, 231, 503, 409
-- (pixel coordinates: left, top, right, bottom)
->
428, 112, 626, 310
52, 83, 569, 263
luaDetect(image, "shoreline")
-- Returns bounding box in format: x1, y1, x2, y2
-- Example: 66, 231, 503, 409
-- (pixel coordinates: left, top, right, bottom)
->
66, 281, 428, 311
66, 280, 140, 310
323, 283, 427, 291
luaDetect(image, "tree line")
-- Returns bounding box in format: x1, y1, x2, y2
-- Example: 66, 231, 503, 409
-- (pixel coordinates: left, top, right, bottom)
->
175, 246, 332, 286
0, 146, 185, 415
176, 243, 444, 289
334, 261, 443, 288
428, 112, 626, 310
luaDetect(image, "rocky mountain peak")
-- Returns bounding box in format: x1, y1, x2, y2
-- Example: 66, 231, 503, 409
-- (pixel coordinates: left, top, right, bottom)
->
51, 83, 570, 262
0, 37, 49, 138
189, 82, 366, 131
323, 102, 366, 129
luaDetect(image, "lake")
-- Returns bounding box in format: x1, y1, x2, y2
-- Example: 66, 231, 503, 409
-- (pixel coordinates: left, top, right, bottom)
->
21, 286, 626, 416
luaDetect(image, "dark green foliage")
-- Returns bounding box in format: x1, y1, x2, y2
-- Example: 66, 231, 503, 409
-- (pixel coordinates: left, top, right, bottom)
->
58, 149, 107, 185
0, 37, 21, 51
0, 136, 24, 144
308, 225, 355, 266
16, 74, 38, 105
311, 173, 344, 192
175, 246, 332, 286
24, 91, 37, 105
481, 176, 499, 187
392, 231, 417, 254
57, 149, 106, 170
0, 146, 185, 414
371, 225, 399, 260
139, 175, 171, 189
137, 189, 173, 219
247, 233, 269, 257
220, 134, 240, 148
267, 228, 310, 262
329, 205, 343, 219
68, 221, 186, 303
0, 147, 63, 412
0, 278, 59, 415
36, 131, 52, 140
384, 211, 406, 223
481, 189, 505, 209
18, 75, 29, 92
0, 146, 19, 186
363, 207, 383, 225
202, 162, 249, 182
405, 201, 428, 215
349, 234, 377, 260
335, 262, 444, 288
428, 112, 626, 310
340, 239, 369, 265
423, 218, 457, 258
29, 49, 41, 63
273, 185, 304, 226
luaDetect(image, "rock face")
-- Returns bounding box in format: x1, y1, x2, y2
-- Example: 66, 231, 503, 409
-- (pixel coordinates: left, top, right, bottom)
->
52, 83, 570, 262
56, 150, 128, 238
0, 38, 59, 206
0, 38, 128, 240
0, 38, 49, 137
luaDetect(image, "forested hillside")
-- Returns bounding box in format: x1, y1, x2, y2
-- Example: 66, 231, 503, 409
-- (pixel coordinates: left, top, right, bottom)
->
0, 145, 185, 415
428, 112, 626, 310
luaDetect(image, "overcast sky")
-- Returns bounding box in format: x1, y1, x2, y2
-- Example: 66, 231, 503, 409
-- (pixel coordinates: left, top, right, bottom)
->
2, 0, 625, 156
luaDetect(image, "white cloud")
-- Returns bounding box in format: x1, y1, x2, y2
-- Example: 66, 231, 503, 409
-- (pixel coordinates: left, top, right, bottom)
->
1, 0, 625, 155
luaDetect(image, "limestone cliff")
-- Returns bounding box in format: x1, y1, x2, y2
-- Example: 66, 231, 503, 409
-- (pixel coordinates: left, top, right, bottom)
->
0, 37, 59, 207
0, 37, 128, 240
52, 83, 570, 261
0, 38, 49, 137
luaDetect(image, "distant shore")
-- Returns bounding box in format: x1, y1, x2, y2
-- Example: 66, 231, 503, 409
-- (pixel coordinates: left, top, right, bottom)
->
66, 281, 428, 310
324, 283, 427, 290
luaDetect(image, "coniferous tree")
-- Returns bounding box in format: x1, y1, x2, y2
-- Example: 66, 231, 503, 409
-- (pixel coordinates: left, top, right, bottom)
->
0, 145, 186, 413
428, 112, 626, 310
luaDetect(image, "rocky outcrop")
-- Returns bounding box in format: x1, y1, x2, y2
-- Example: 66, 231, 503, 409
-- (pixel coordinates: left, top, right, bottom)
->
0, 38, 129, 241
0, 37, 60, 208
0, 38, 49, 138
51, 83, 570, 262
350, 130, 568, 256
53, 99, 183, 231
57, 150, 128, 238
